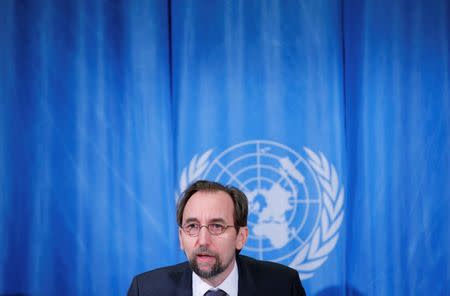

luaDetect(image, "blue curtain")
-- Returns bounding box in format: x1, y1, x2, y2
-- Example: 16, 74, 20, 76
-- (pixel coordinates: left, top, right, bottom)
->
344, 1, 450, 294
1, 0, 449, 295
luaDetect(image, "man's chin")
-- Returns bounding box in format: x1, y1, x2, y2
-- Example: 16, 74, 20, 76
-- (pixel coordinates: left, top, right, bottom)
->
196, 266, 214, 277
190, 257, 223, 279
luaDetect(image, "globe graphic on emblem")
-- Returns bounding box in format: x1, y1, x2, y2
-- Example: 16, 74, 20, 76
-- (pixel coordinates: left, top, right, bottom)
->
203, 140, 322, 264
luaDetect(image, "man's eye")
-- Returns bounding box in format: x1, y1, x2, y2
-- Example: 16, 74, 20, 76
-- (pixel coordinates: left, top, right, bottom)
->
186, 223, 199, 230
210, 224, 224, 230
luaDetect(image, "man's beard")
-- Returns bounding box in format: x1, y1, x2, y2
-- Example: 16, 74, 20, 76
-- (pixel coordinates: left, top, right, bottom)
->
189, 247, 233, 279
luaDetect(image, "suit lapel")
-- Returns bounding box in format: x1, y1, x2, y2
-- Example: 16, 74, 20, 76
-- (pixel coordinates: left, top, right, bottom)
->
170, 262, 193, 296
236, 256, 257, 296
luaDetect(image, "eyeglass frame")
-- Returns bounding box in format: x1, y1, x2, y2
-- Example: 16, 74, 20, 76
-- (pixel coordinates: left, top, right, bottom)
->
180, 222, 237, 236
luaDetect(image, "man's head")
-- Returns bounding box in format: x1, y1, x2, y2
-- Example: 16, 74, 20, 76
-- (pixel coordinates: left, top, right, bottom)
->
177, 180, 249, 285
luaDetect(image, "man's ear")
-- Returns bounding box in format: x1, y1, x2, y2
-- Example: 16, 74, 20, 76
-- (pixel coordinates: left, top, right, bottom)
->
235, 226, 249, 251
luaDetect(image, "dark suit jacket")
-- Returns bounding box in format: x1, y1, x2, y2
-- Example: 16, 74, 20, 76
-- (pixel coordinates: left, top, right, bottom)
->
127, 255, 306, 296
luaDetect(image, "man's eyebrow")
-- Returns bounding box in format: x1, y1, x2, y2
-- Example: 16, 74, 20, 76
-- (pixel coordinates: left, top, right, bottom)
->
183, 217, 199, 224
208, 218, 227, 224
182, 217, 228, 224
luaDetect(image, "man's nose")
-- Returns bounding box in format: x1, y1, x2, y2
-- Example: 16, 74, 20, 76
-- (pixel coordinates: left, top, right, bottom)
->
197, 226, 212, 246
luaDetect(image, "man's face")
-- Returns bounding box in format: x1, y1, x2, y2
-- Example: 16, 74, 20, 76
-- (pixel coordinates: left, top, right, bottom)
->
179, 190, 248, 282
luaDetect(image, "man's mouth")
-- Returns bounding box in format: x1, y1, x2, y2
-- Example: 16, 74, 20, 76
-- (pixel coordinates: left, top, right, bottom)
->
195, 253, 216, 264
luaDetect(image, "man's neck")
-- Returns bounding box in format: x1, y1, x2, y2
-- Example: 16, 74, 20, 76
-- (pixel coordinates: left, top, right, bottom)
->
193, 259, 239, 296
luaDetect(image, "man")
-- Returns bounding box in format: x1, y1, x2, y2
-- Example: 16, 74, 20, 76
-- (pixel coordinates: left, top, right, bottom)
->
128, 180, 306, 296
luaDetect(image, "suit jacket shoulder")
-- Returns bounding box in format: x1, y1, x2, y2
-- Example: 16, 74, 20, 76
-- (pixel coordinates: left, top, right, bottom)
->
127, 261, 192, 296
237, 255, 306, 296
127, 256, 306, 296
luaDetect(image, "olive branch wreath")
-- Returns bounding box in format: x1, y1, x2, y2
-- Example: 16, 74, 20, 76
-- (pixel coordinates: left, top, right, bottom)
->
176, 147, 344, 280
176, 149, 214, 200
290, 148, 345, 279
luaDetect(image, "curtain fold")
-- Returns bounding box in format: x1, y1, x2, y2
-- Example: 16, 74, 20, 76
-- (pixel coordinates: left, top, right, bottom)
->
1, 1, 176, 295
344, 0, 450, 294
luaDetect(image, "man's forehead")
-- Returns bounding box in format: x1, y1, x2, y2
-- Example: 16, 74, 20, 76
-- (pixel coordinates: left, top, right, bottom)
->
183, 216, 227, 223
182, 190, 234, 219
186, 190, 233, 204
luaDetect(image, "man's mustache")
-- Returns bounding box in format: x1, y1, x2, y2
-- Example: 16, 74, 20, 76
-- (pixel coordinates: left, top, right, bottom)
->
193, 246, 218, 257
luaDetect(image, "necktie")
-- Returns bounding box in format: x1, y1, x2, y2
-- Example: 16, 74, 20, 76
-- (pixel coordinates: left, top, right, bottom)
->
204, 289, 227, 296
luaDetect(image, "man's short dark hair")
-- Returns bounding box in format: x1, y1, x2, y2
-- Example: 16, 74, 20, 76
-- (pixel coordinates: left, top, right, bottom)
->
176, 180, 248, 231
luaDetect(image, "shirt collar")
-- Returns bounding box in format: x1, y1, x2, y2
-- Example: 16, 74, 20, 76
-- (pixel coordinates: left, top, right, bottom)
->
192, 259, 238, 296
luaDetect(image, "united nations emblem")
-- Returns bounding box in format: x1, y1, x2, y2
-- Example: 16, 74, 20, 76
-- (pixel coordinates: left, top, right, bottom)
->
177, 140, 344, 279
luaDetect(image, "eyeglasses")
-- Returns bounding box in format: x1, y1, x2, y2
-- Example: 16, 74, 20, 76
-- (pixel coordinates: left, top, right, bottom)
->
180, 223, 235, 236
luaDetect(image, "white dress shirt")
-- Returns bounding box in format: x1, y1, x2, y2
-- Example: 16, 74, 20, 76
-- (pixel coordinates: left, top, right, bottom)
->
192, 260, 238, 296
